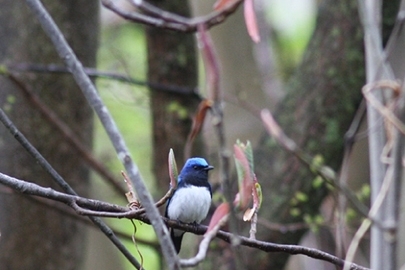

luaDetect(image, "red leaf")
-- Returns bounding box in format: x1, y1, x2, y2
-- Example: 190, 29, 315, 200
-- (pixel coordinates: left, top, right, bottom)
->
185, 99, 213, 157
197, 25, 220, 102
244, 0, 260, 43
261, 109, 297, 152
213, 0, 237, 11
189, 99, 213, 141
234, 144, 254, 209
206, 202, 229, 234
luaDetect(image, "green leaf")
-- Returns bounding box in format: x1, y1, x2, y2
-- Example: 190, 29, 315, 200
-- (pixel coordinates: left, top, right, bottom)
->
255, 182, 262, 210
312, 176, 324, 188
0, 64, 8, 75
244, 141, 255, 177
290, 208, 301, 217
295, 191, 308, 202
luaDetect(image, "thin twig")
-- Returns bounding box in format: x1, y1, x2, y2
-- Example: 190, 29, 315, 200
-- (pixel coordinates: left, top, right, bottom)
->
101, 0, 243, 32
343, 162, 395, 270
362, 80, 405, 133
128, 0, 190, 25
24, 193, 160, 249
7, 63, 201, 98
179, 214, 229, 267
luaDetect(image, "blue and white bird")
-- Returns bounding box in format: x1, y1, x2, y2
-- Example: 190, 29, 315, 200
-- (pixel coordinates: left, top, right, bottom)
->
165, 157, 214, 253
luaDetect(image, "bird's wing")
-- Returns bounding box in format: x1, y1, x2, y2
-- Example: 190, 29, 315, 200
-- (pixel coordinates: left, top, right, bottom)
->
165, 196, 172, 218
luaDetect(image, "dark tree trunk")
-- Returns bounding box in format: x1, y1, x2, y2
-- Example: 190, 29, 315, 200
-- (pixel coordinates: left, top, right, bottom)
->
146, 0, 202, 195
0, 1, 98, 269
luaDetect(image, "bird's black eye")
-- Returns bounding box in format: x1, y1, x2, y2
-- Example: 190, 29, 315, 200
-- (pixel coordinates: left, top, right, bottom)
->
193, 165, 198, 169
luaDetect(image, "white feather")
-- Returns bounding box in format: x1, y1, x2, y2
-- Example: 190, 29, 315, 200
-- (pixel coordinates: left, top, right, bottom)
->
167, 185, 211, 224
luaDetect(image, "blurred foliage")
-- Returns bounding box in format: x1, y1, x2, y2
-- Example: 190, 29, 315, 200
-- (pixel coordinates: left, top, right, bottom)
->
266, 0, 316, 80
95, 22, 154, 191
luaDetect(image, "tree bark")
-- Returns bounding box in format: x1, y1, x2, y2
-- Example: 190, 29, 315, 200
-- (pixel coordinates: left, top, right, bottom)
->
146, 0, 201, 196
252, 0, 365, 268
191, 1, 366, 268
0, 1, 98, 269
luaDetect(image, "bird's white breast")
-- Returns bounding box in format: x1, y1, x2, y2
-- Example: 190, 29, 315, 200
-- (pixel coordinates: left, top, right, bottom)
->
167, 185, 211, 224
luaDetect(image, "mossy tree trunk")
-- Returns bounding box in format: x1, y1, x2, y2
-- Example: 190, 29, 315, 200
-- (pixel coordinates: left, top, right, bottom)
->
0, 1, 98, 269
253, 0, 365, 268
250, 0, 399, 269
204, 0, 366, 268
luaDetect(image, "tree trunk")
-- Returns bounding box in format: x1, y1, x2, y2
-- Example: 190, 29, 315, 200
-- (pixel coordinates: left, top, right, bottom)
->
0, 1, 98, 269
252, 0, 365, 268
146, 0, 201, 196
190, 0, 365, 268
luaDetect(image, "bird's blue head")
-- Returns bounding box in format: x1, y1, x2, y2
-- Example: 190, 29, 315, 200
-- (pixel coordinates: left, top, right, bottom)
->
178, 157, 213, 188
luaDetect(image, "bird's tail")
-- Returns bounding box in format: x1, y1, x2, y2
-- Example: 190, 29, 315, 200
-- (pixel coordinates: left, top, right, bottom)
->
171, 229, 185, 254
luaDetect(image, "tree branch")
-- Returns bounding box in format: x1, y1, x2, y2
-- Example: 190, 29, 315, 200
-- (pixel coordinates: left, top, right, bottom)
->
6, 63, 201, 98
101, 0, 243, 32
0, 172, 369, 270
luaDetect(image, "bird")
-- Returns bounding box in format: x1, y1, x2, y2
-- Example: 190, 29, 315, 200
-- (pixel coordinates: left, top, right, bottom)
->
165, 157, 214, 253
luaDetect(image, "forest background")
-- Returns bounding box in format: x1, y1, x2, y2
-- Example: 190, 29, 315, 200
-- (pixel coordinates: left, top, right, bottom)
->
0, 0, 404, 270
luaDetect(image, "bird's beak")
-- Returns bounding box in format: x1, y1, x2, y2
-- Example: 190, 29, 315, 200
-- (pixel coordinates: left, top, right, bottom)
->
205, 165, 214, 171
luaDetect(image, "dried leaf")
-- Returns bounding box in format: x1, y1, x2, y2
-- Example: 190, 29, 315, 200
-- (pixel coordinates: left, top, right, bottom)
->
185, 99, 213, 157
206, 202, 229, 234
244, 0, 260, 43
187, 99, 213, 143
122, 171, 140, 209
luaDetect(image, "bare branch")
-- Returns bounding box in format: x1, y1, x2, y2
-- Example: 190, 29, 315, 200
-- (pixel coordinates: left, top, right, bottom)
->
22, 193, 160, 249
7, 63, 201, 98
179, 214, 229, 267
362, 80, 405, 134
0, 171, 369, 270
0, 172, 127, 213
101, 0, 243, 32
